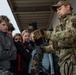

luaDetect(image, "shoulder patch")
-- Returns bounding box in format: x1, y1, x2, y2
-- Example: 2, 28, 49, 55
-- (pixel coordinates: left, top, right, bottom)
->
71, 18, 76, 23
71, 18, 76, 28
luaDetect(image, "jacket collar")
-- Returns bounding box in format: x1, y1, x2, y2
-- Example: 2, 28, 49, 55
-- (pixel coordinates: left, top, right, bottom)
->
0, 30, 7, 36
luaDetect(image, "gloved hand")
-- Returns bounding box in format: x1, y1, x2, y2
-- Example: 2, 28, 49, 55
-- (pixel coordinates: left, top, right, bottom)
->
33, 29, 46, 40
33, 29, 43, 40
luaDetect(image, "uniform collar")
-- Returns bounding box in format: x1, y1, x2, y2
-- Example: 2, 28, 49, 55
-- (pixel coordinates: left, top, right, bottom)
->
60, 12, 73, 20
59, 12, 74, 23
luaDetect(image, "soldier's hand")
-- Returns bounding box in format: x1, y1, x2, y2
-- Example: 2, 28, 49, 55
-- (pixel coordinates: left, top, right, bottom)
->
33, 29, 43, 40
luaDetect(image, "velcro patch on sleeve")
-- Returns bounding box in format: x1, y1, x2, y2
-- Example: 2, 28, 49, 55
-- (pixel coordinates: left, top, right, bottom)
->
71, 18, 76, 23
71, 18, 76, 28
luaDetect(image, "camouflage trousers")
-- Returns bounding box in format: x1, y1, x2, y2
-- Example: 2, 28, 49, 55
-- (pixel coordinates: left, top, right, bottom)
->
60, 60, 76, 75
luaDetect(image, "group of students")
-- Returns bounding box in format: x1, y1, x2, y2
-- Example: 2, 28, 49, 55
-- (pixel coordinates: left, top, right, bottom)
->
0, 15, 35, 75
0, 1, 76, 75
9, 30, 35, 75
10, 29, 59, 75
0, 15, 60, 75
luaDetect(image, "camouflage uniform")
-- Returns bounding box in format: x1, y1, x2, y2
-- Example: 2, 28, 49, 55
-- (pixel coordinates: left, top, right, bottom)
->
33, 1, 76, 75
45, 12, 76, 75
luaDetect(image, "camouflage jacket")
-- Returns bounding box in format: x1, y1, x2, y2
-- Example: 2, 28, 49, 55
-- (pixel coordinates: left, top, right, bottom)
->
45, 12, 76, 65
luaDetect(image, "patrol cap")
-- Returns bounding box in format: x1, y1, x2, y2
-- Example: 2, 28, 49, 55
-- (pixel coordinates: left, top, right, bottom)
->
51, 1, 72, 12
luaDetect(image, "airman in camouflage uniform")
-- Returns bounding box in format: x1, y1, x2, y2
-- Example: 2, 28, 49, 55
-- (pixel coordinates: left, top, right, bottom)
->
33, 1, 76, 75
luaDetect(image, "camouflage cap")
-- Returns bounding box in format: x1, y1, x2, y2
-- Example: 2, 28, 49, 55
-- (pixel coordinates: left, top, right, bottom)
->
51, 1, 72, 12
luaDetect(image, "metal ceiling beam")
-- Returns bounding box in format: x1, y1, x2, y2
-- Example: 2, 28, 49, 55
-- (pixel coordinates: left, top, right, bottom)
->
13, 2, 52, 7
12, 0, 54, 4
14, 11, 51, 14
13, 6, 50, 12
